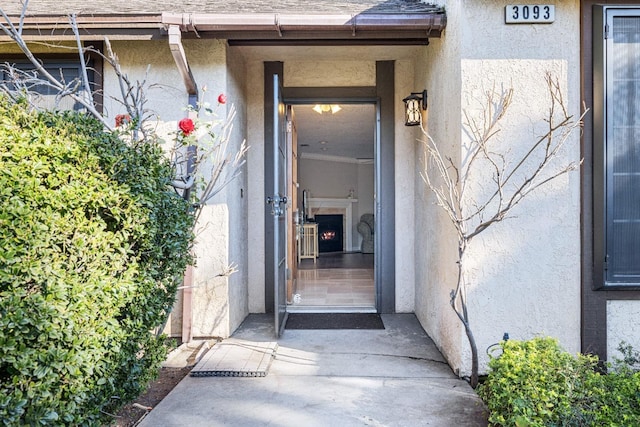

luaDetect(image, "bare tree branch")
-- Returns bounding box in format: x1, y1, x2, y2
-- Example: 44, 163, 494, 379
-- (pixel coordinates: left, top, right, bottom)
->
18, 0, 29, 35
70, 13, 94, 107
0, 7, 112, 129
420, 74, 587, 388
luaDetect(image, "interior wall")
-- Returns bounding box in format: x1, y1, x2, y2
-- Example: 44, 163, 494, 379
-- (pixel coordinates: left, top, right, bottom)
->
298, 157, 369, 251
357, 162, 375, 249
298, 158, 358, 199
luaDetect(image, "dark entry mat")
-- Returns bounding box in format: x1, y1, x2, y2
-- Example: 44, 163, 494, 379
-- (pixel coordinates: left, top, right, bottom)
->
285, 313, 384, 330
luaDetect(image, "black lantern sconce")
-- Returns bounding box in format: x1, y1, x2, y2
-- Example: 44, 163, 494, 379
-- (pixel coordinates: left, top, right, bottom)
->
402, 90, 428, 126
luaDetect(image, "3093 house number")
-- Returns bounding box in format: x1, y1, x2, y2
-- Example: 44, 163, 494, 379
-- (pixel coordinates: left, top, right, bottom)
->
505, 5, 555, 24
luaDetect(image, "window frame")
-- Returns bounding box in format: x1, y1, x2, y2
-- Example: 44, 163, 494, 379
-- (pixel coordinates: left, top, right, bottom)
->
0, 43, 103, 113
593, 5, 640, 290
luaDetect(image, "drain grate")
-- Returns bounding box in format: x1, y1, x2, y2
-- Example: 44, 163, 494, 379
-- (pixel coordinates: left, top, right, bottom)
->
191, 370, 268, 378
190, 339, 277, 378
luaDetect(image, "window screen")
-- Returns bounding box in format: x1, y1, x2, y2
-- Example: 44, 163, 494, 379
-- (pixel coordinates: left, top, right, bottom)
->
603, 10, 640, 285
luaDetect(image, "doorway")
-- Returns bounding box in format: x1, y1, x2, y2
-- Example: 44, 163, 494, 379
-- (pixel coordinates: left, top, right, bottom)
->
264, 61, 396, 330
289, 103, 376, 312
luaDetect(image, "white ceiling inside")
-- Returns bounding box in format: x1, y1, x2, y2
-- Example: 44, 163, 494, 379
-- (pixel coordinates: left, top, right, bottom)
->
293, 103, 375, 161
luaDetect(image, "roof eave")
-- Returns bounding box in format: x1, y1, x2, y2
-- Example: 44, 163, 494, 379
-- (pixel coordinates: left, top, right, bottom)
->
0, 14, 166, 41
0, 12, 446, 43
163, 12, 445, 40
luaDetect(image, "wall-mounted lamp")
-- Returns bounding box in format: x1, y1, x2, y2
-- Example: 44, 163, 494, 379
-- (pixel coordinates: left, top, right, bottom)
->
402, 90, 427, 126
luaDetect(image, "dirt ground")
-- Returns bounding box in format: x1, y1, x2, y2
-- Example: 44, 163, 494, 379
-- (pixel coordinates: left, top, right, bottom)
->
111, 366, 191, 427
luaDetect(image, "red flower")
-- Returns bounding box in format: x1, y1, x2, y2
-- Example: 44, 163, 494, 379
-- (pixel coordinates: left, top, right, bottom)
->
179, 118, 195, 136
115, 114, 130, 127
217, 93, 227, 105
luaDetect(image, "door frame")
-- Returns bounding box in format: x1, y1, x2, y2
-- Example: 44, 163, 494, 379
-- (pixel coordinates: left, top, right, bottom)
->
264, 61, 396, 315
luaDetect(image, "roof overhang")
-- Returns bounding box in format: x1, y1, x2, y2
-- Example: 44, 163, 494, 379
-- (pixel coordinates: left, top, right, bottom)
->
0, 14, 166, 41
1, 11, 446, 45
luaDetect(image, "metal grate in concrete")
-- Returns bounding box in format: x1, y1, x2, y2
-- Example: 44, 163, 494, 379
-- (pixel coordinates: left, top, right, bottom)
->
190, 339, 277, 378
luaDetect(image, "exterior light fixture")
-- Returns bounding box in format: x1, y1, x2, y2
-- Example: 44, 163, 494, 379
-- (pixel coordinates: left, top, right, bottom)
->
402, 90, 427, 126
313, 104, 342, 114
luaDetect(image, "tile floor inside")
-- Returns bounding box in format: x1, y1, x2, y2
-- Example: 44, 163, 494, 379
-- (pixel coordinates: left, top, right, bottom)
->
292, 253, 374, 307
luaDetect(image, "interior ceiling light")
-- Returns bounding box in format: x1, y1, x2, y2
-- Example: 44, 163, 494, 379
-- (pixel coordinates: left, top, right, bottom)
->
312, 104, 342, 114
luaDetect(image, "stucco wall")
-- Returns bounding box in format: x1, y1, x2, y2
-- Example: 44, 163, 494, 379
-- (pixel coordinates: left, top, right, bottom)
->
244, 57, 267, 314
607, 301, 640, 361
0, 41, 77, 54
285, 60, 376, 87
415, 0, 465, 374
225, 45, 250, 336
395, 59, 417, 313
103, 40, 248, 339
416, 0, 582, 377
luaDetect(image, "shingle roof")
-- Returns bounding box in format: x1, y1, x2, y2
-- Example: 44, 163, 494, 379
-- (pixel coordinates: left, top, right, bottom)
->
1, 0, 446, 43
3, 0, 444, 16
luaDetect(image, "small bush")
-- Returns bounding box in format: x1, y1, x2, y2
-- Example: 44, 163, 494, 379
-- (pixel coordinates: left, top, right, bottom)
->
0, 97, 193, 425
479, 337, 640, 426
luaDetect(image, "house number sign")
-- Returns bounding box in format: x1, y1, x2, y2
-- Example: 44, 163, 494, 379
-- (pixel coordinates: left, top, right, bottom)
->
505, 5, 555, 24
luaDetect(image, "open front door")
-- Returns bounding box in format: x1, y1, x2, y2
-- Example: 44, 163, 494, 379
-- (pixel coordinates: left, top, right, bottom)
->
286, 107, 298, 304
268, 74, 288, 336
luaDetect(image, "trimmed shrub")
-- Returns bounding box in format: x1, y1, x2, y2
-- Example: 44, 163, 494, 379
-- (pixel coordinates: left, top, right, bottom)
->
0, 97, 193, 425
586, 343, 640, 426
479, 337, 640, 426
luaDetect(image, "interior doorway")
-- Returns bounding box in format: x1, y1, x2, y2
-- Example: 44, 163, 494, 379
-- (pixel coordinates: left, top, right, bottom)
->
287, 103, 377, 312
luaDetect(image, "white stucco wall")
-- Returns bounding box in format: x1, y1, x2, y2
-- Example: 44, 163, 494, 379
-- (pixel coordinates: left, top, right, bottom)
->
415, 0, 466, 373
244, 56, 267, 314
285, 60, 376, 87
225, 45, 250, 335
102, 40, 249, 338
395, 59, 417, 313
416, 0, 582, 377
607, 301, 640, 362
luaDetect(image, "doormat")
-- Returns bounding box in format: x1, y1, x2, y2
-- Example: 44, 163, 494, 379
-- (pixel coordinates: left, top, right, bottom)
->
190, 339, 278, 377
285, 313, 384, 330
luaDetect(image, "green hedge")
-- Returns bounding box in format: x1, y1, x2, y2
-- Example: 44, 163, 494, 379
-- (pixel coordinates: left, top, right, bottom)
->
478, 337, 640, 426
0, 97, 194, 425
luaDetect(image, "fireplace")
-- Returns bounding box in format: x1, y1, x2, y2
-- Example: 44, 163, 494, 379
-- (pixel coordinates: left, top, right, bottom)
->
308, 198, 357, 251
314, 214, 344, 253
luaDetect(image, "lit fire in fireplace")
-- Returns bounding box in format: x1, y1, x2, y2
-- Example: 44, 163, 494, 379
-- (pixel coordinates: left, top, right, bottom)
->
321, 230, 336, 241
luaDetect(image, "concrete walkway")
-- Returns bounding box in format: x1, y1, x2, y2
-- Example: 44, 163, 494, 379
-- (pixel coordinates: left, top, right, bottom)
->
139, 313, 488, 426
